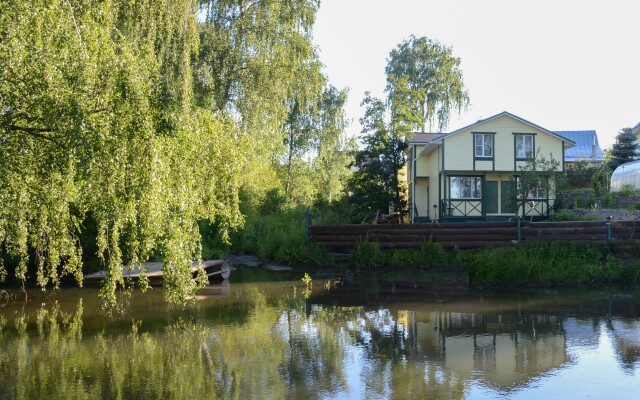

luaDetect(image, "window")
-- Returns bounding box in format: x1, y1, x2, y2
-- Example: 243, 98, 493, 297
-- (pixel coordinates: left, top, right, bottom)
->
515, 134, 534, 159
450, 176, 482, 199
474, 134, 493, 158
516, 176, 546, 199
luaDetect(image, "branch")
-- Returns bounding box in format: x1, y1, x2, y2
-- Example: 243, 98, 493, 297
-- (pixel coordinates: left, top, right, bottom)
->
6, 124, 58, 143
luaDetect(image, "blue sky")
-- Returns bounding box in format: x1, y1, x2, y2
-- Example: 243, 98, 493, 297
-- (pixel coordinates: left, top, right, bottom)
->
313, 0, 640, 149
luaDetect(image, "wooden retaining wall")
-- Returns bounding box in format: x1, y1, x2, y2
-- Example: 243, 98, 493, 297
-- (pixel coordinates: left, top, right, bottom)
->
309, 220, 640, 250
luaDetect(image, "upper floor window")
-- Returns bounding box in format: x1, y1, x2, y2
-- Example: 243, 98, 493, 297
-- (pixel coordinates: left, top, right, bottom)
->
474, 133, 493, 158
515, 134, 534, 159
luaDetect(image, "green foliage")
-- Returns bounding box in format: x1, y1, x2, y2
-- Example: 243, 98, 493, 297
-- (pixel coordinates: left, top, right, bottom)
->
0, 0, 353, 310
566, 160, 611, 195
0, 0, 245, 309
196, 0, 353, 210
228, 208, 332, 266
386, 241, 445, 269
602, 192, 616, 208
608, 128, 638, 170
515, 150, 562, 215
347, 93, 408, 218
339, 240, 640, 286
350, 242, 383, 270
348, 36, 469, 219
619, 184, 636, 196
549, 210, 600, 221
385, 35, 470, 132
467, 242, 640, 285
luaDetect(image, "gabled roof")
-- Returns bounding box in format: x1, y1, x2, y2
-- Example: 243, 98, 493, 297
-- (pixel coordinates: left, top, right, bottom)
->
554, 130, 605, 162
432, 111, 576, 147
632, 122, 640, 136
408, 132, 445, 144
408, 111, 576, 156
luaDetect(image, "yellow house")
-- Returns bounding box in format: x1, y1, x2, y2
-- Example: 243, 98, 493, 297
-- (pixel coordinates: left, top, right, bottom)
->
408, 112, 575, 222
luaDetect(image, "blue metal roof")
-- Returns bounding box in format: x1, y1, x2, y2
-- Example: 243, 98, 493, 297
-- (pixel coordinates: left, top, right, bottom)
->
554, 130, 605, 162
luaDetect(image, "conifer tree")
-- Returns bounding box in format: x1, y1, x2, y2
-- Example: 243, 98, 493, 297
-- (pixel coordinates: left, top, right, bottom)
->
608, 128, 638, 170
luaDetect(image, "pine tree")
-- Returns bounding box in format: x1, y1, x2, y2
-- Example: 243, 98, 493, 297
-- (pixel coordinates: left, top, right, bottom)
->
608, 128, 638, 170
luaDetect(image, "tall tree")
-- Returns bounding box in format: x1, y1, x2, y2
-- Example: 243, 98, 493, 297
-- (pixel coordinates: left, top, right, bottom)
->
195, 0, 326, 206
0, 0, 242, 309
313, 86, 355, 203
349, 36, 469, 219
608, 128, 638, 170
385, 35, 469, 132
281, 61, 325, 200
348, 93, 407, 218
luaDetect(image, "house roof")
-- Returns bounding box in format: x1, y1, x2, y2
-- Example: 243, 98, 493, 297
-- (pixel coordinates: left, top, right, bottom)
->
554, 130, 605, 162
433, 111, 576, 147
409, 112, 576, 156
632, 122, 640, 136
408, 132, 445, 144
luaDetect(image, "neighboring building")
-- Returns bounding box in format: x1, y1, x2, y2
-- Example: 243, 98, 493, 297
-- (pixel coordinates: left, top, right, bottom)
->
633, 121, 640, 138
407, 111, 575, 223
554, 130, 605, 165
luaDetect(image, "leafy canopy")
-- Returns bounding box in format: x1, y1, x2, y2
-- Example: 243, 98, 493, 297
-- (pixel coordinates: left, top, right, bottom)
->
0, 0, 242, 309
386, 35, 469, 132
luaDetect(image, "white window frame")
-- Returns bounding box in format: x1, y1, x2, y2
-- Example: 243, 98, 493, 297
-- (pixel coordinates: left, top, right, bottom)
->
515, 134, 534, 159
474, 133, 493, 158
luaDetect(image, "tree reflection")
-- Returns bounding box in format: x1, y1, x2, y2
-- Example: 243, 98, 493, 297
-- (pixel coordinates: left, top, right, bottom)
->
0, 286, 638, 398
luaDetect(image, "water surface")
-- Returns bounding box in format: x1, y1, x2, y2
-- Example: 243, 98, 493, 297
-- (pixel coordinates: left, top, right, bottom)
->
0, 282, 638, 399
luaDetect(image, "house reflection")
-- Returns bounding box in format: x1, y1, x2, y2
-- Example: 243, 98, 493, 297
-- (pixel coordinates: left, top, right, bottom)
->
396, 310, 569, 391
311, 284, 640, 393
610, 319, 640, 371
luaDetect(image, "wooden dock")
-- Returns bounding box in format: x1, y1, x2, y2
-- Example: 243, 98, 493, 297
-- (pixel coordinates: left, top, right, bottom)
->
83, 259, 233, 286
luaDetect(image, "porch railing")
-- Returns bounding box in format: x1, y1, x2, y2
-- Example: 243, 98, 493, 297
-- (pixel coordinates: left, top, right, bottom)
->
441, 199, 482, 217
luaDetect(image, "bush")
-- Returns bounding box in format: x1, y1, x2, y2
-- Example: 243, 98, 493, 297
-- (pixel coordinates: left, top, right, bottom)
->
620, 184, 635, 197
350, 242, 383, 270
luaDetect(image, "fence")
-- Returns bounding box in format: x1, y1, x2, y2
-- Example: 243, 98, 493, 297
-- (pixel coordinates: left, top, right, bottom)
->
308, 220, 640, 250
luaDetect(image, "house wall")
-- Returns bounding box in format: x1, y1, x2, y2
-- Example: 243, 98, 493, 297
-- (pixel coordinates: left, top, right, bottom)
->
415, 145, 431, 177
411, 145, 442, 221
414, 177, 429, 219
411, 114, 568, 221
442, 115, 565, 172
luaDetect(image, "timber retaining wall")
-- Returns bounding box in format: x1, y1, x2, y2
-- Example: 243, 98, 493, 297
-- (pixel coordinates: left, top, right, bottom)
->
309, 220, 640, 250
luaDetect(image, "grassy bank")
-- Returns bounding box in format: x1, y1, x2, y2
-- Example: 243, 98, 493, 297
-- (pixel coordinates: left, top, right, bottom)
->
200, 204, 640, 287
346, 240, 640, 287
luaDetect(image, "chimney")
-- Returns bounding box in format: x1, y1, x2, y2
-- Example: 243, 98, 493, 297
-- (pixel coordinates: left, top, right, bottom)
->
592, 135, 596, 159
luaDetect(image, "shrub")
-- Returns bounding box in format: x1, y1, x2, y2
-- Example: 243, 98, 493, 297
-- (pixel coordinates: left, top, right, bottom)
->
619, 184, 635, 197
350, 242, 383, 270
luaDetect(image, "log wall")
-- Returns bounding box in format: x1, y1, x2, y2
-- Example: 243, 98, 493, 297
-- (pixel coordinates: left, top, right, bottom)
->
309, 220, 640, 250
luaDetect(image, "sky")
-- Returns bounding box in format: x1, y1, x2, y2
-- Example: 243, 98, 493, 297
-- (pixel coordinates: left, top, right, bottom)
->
312, 0, 640, 149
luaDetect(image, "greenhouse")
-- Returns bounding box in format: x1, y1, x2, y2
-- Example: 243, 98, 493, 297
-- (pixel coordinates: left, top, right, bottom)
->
610, 160, 640, 192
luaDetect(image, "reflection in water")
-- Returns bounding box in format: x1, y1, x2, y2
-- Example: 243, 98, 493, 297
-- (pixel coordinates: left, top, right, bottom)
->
0, 284, 638, 398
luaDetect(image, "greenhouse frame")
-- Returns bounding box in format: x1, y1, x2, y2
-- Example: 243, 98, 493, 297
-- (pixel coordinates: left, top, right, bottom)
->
610, 160, 640, 192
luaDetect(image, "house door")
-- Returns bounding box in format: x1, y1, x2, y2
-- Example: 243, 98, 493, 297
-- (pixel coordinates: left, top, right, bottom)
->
501, 181, 516, 214
485, 181, 499, 214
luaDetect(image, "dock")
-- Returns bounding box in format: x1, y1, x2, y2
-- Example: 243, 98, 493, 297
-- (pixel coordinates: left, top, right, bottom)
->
83, 259, 233, 286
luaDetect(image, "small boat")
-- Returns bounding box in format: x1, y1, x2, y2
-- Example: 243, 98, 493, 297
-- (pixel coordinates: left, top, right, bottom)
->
83, 260, 234, 286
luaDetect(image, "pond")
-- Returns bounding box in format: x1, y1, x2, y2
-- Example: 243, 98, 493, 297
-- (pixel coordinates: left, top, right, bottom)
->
0, 280, 639, 399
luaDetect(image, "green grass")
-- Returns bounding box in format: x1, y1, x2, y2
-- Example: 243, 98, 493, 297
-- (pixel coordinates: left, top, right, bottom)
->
343, 240, 640, 287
